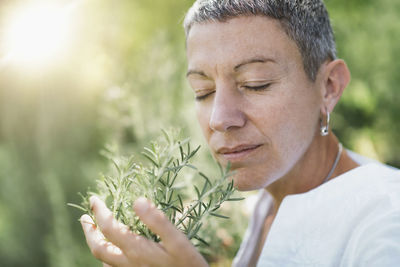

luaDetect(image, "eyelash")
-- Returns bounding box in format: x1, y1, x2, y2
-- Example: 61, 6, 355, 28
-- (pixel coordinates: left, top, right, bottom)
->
195, 84, 271, 101
195, 91, 214, 101
242, 84, 271, 91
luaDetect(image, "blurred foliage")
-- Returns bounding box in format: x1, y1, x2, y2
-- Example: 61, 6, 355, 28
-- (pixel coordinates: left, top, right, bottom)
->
70, 130, 243, 260
326, 0, 400, 165
0, 0, 399, 266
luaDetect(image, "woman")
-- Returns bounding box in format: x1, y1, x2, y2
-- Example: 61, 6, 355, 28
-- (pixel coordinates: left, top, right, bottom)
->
81, 0, 400, 266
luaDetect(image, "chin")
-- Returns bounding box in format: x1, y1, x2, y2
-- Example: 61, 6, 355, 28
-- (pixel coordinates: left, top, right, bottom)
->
230, 164, 286, 192
230, 170, 269, 192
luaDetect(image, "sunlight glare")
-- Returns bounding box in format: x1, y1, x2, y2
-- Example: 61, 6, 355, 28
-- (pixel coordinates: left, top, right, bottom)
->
4, 3, 72, 65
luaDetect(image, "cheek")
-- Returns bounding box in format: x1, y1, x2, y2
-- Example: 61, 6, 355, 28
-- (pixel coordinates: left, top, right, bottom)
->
276, 102, 318, 138
195, 103, 212, 138
273, 95, 320, 167
248, 87, 320, 167
254, 84, 319, 138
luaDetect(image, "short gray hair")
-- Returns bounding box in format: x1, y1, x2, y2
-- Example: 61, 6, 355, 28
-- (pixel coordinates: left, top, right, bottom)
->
183, 0, 337, 81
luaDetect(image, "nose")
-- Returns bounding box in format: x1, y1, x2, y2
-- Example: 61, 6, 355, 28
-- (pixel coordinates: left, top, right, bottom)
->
209, 84, 246, 132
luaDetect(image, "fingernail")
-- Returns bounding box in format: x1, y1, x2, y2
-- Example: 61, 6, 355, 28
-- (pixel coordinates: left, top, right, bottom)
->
80, 214, 91, 224
134, 197, 149, 215
89, 196, 96, 209
80, 214, 96, 229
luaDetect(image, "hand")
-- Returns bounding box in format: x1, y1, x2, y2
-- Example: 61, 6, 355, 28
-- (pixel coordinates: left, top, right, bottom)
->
80, 196, 209, 267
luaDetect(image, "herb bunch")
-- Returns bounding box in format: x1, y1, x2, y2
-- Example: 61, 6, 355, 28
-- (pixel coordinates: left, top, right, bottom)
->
69, 130, 243, 248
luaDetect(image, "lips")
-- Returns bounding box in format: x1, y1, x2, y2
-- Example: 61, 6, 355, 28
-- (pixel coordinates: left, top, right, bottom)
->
216, 144, 262, 162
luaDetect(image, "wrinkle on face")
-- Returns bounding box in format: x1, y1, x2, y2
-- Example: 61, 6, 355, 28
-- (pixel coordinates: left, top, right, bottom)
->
186, 16, 322, 191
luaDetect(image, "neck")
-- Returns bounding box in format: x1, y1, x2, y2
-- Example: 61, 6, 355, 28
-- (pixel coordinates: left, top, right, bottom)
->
266, 132, 359, 212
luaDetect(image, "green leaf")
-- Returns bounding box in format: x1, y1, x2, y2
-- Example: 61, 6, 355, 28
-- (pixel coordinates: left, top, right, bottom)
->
71, 129, 244, 258
67, 203, 88, 212
194, 185, 201, 199
199, 172, 211, 186
194, 236, 209, 246
210, 212, 230, 219
227, 197, 245, 201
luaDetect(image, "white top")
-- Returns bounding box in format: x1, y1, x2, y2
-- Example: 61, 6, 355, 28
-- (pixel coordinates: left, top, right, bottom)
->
233, 155, 400, 267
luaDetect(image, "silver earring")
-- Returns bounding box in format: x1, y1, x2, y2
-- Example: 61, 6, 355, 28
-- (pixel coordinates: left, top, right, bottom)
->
320, 111, 330, 136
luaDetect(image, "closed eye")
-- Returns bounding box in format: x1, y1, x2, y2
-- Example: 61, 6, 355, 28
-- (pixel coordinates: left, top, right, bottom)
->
242, 84, 271, 91
195, 91, 215, 101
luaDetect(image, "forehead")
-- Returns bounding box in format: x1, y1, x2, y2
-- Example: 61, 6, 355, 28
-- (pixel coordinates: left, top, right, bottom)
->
186, 16, 302, 71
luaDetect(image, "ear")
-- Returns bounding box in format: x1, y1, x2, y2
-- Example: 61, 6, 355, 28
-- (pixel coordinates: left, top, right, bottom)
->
319, 59, 351, 114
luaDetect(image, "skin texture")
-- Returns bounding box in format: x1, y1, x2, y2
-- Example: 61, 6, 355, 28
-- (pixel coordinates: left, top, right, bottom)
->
81, 196, 208, 267
81, 15, 358, 266
187, 16, 355, 200
187, 16, 322, 191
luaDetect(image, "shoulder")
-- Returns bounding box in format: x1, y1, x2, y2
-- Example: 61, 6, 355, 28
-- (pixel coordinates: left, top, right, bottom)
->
340, 208, 400, 266
350, 163, 400, 205
331, 163, 400, 266
318, 163, 400, 210
257, 164, 400, 266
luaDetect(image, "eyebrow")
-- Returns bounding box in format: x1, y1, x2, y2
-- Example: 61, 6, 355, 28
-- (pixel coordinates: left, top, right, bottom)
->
186, 56, 276, 77
234, 57, 276, 72
186, 69, 207, 78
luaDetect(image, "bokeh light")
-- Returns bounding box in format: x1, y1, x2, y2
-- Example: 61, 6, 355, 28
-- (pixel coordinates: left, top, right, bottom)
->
0, 1, 399, 266
2, 2, 74, 66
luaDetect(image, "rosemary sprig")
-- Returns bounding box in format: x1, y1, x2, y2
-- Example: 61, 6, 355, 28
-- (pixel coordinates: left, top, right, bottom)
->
69, 130, 244, 249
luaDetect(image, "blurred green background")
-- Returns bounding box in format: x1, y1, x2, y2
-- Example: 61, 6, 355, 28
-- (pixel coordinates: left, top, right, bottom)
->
0, 0, 399, 266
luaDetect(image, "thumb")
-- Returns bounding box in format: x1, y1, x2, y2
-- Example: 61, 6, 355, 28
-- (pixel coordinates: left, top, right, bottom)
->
133, 197, 189, 251
134, 198, 209, 267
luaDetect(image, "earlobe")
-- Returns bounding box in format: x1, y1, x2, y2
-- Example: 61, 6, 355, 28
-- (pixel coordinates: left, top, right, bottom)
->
320, 59, 351, 114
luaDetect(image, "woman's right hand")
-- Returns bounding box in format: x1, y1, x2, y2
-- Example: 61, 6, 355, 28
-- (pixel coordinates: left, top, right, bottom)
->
80, 196, 209, 267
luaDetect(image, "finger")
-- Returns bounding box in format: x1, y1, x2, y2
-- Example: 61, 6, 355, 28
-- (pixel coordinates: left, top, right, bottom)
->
81, 214, 128, 266
133, 198, 191, 252
123, 233, 171, 266
133, 198, 208, 265
90, 197, 172, 265
103, 263, 113, 267
89, 196, 133, 250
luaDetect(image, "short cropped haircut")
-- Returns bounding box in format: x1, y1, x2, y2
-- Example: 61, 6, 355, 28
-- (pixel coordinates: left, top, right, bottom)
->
184, 0, 337, 81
